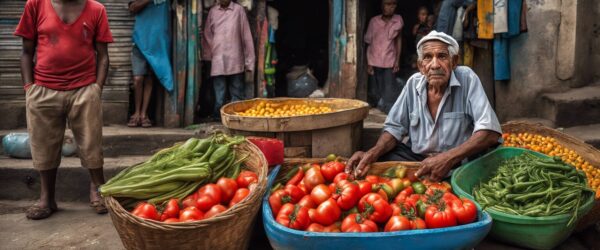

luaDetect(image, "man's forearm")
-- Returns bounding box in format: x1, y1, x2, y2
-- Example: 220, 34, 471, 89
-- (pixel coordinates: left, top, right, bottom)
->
369, 131, 398, 159
444, 130, 500, 165
95, 43, 109, 87
20, 39, 35, 85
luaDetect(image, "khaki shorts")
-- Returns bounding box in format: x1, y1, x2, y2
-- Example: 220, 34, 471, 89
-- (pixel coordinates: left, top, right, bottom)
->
26, 84, 104, 170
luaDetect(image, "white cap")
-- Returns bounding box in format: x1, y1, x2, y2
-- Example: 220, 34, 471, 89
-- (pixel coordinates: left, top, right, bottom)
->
416, 30, 459, 52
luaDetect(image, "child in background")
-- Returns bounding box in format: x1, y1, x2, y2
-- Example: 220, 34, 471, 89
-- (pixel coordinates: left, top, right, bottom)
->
412, 7, 431, 44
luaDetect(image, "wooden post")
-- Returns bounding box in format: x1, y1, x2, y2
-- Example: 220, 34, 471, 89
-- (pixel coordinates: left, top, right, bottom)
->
340, 0, 358, 99
185, 0, 199, 126
165, 0, 187, 128
328, 0, 343, 98
254, 0, 267, 98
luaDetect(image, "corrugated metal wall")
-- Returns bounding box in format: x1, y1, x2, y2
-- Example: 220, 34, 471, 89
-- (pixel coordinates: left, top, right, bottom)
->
0, 0, 133, 128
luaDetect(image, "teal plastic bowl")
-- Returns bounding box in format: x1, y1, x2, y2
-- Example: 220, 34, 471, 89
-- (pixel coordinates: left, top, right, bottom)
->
451, 147, 595, 250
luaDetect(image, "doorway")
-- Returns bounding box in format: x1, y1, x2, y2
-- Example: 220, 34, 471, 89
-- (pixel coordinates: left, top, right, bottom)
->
269, 0, 330, 97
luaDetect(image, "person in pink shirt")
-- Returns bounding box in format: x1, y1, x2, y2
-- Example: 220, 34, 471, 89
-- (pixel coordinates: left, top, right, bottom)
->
203, 0, 255, 120
365, 0, 403, 113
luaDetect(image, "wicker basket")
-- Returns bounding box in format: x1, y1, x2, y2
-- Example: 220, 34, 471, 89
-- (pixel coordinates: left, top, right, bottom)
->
502, 121, 600, 231
104, 140, 268, 250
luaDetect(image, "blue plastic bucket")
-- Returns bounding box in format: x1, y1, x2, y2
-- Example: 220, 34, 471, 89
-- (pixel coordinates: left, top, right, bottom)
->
262, 165, 493, 250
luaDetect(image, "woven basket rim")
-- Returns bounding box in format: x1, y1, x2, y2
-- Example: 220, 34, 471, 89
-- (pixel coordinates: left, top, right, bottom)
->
104, 139, 268, 230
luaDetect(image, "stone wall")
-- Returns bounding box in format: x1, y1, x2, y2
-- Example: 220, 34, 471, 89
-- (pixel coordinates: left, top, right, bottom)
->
495, 0, 596, 121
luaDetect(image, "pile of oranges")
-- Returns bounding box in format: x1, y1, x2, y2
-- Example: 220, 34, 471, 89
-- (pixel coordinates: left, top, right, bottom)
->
502, 132, 600, 197
237, 101, 334, 118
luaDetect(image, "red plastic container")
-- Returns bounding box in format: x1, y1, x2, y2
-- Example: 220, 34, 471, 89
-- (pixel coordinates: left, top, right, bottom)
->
247, 137, 284, 167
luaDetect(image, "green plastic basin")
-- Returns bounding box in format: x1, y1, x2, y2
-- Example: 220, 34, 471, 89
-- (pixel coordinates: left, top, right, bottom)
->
451, 147, 595, 250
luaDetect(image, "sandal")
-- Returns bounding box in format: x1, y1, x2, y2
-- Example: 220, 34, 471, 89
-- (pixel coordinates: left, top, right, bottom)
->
26, 204, 57, 220
90, 200, 108, 214
127, 115, 140, 127
141, 117, 152, 128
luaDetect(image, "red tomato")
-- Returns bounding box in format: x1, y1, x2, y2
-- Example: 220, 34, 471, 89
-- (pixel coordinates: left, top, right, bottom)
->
308, 208, 317, 222
163, 218, 180, 223
204, 204, 227, 219
358, 193, 393, 224
377, 188, 389, 202
269, 189, 292, 215
332, 181, 361, 210
313, 198, 342, 226
229, 188, 250, 207
324, 223, 341, 232
365, 175, 380, 184
341, 213, 378, 232
391, 202, 416, 217
285, 184, 306, 203
182, 193, 198, 208
333, 172, 349, 183
237, 171, 258, 188
179, 206, 204, 222
384, 215, 412, 232
306, 223, 325, 232
276, 203, 311, 230
216, 177, 238, 204
297, 182, 308, 194
286, 167, 305, 186
132, 202, 160, 221
328, 182, 336, 193
310, 184, 332, 205
427, 182, 452, 193
449, 198, 477, 224
399, 186, 414, 196
443, 192, 460, 204
320, 161, 346, 182
355, 181, 372, 197
297, 195, 317, 209
405, 194, 422, 207
409, 217, 427, 229
303, 165, 325, 192
160, 199, 180, 221
425, 202, 458, 228
196, 184, 222, 211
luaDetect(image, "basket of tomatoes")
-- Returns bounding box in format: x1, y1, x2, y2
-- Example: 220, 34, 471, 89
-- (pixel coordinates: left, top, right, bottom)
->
103, 136, 268, 250
262, 158, 493, 250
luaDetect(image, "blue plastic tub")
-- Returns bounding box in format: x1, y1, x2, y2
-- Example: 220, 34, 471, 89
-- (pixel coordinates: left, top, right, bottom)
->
262, 166, 493, 250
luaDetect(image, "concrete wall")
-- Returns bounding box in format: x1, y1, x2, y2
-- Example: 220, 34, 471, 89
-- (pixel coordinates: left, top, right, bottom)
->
495, 0, 595, 121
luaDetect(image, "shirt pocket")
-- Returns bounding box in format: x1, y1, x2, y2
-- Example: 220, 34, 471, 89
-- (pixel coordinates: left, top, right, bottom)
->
409, 112, 419, 127
441, 112, 468, 148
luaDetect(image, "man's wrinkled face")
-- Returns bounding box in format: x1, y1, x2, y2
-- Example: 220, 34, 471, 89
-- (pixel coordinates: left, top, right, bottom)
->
418, 41, 458, 86
382, 0, 397, 17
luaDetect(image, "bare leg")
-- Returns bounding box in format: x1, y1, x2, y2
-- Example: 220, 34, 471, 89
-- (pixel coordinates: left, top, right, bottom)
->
39, 168, 58, 210
140, 76, 153, 119
133, 75, 145, 117
88, 168, 105, 201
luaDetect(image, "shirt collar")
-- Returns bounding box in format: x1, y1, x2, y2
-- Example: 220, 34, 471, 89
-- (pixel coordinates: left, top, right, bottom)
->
416, 70, 461, 96
218, 2, 233, 10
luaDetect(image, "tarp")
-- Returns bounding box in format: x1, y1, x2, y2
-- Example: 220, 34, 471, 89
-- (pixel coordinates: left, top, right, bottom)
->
132, 0, 174, 91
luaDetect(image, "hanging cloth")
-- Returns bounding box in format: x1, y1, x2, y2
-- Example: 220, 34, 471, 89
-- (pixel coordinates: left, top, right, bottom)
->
132, 0, 174, 91
452, 7, 465, 41
506, 0, 522, 37
494, 0, 508, 34
477, 0, 494, 39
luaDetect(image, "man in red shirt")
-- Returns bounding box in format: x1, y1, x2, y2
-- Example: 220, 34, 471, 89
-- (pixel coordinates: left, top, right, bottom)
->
15, 0, 113, 219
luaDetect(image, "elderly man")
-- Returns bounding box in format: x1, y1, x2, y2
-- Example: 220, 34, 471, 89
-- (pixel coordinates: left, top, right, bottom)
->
346, 31, 501, 181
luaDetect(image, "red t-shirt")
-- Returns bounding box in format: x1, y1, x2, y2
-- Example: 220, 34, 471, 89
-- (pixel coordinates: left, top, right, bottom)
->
14, 0, 113, 90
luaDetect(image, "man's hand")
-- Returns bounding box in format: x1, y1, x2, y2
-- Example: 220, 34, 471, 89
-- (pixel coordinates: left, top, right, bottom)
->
415, 152, 457, 182
393, 63, 400, 73
345, 150, 378, 179
129, 0, 151, 14
367, 65, 374, 75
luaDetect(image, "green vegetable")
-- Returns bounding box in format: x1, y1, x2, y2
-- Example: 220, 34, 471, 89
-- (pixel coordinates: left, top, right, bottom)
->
100, 133, 247, 204
474, 153, 595, 226
412, 182, 426, 194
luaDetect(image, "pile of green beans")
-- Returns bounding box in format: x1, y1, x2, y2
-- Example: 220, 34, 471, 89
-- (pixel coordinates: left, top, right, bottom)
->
100, 133, 246, 204
474, 153, 595, 225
